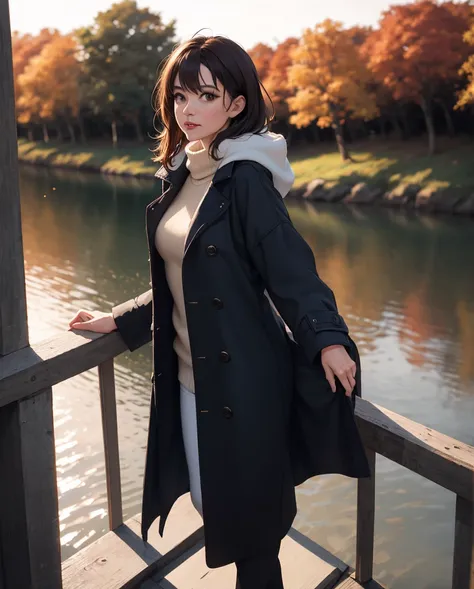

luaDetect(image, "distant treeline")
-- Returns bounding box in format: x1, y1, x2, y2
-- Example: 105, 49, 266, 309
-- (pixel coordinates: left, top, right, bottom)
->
11, 0, 474, 159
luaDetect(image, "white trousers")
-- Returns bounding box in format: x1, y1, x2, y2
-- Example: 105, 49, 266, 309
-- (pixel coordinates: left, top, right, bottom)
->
180, 383, 203, 517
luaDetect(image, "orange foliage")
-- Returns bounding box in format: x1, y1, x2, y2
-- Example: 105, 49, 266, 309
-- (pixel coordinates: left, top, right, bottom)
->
364, 1, 470, 104
17, 34, 81, 126
287, 20, 377, 160
456, 9, 474, 108
264, 37, 299, 119
247, 42, 274, 82
12, 29, 59, 116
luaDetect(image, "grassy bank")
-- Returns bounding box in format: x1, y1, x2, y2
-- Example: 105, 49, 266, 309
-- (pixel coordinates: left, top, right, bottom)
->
18, 139, 157, 177
18, 136, 474, 192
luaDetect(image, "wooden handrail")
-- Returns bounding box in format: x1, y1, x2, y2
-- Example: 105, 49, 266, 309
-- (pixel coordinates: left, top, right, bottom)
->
0, 329, 137, 407
1, 329, 473, 496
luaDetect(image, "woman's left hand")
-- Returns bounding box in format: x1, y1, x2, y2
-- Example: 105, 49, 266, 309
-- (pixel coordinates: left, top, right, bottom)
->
321, 345, 356, 397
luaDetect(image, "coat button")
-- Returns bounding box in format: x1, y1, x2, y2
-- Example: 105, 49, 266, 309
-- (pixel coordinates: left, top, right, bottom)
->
223, 406, 233, 419
206, 245, 218, 256
212, 297, 224, 310
219, 351, 231, 363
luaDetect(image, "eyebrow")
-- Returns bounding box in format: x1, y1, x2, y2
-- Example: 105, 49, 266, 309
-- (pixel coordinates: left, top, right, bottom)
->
173, 84, 219, 91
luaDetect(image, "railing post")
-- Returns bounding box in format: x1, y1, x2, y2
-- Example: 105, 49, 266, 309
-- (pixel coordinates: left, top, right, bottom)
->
0, 0, 28, 356
98, 359, 123, 530
355, 447, 376, 583
452, 495, 474, 588
0, 1, 62, 586
0, 389, 62, 589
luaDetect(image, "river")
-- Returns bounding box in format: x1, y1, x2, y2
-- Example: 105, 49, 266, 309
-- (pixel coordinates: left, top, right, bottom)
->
19, 164, 474, 589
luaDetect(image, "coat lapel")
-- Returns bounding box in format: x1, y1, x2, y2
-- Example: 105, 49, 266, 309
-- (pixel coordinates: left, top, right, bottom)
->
146, 158, 189, 245
147, 156, 236, 255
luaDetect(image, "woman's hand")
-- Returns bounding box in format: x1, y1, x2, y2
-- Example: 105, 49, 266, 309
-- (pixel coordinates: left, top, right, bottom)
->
321, 344, 356, 397
68, 310, 117, 333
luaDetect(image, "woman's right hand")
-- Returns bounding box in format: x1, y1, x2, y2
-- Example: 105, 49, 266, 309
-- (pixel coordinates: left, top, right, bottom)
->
68, 310, 117, 333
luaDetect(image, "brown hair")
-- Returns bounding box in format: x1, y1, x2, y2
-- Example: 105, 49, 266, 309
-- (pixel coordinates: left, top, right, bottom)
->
152, 35, 274, 169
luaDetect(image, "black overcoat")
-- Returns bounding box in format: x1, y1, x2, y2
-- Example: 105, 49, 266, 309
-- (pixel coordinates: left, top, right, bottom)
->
112, 158, 370, 569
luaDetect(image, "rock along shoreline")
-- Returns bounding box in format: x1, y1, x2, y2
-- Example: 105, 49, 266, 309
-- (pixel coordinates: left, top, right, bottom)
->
287, 178, 474, 216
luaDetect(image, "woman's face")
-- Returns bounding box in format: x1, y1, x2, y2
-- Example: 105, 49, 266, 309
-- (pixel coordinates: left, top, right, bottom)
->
173, 64, 245, 148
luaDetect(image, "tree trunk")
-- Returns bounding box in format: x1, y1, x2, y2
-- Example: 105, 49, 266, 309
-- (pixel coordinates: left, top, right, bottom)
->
66, 119, 76, 144
55, 124, 63, 142
132, 112, 144, 143
78, 116, 87, 144
111, 119, 118, 148
310, 123, 321, 143
420, 96, 436, 156
331, 116, 351, 161
389, 112, 403, 140
27, 126, 34, 141
437, 99, 455, 137
42, 123, 50, 143
399, 104, 410, 139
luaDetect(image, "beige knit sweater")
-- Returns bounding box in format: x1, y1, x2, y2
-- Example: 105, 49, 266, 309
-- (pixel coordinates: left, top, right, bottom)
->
154, 141, 219, 393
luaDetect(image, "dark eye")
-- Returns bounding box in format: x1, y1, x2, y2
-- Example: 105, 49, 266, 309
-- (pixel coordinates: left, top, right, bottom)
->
173, 92, 185, 102
202, 92, 217, 101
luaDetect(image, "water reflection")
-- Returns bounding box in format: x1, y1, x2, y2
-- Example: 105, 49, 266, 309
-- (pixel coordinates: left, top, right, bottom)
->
19, 164, 474, 588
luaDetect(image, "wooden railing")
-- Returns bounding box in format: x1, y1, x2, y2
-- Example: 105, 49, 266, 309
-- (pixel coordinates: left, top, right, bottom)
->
0, 329, 473, 589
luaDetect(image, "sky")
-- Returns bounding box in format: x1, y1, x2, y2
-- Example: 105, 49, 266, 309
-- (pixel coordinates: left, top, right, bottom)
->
9, 0, 414, 49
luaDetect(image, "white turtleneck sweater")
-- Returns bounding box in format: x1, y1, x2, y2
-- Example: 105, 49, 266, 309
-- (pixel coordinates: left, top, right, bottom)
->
154, 141, 219, 393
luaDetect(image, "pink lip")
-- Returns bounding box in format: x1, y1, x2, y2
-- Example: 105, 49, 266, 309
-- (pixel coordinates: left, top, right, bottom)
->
184, 122, 200, 129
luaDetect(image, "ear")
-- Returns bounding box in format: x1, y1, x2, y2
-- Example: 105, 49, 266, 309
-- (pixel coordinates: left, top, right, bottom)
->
229, 95, 246, 119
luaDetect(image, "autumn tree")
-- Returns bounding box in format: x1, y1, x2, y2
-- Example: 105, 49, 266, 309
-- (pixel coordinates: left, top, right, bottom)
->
365, 1, 471, 155
77, 0, 176, 147
12, 29, 59, 139
39, 35, 81, 142
456, 17, 474, 109
16, 33, 81, 143
287, 20, 378, 161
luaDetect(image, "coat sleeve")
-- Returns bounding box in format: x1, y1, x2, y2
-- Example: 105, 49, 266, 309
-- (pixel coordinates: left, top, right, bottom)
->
233, 163, 350, 363
112, 289, 152, 352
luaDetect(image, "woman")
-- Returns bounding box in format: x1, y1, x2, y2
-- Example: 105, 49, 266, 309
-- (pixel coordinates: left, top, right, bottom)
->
69, 35, 360, 589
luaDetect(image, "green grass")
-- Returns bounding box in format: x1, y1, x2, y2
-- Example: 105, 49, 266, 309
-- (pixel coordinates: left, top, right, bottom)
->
17, 139, 157, 177
290, 136, 474, 192
18, 136, 474, 191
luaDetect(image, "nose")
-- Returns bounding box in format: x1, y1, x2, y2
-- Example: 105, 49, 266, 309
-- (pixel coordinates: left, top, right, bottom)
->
182, 97, 196, 116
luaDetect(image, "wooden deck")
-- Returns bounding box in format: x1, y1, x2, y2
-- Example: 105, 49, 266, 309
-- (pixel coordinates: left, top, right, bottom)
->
62, 493, 384, 589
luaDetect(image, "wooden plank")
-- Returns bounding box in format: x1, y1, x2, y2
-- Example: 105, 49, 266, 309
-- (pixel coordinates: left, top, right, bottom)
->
355, 447, 376, 584
0, 0, 28, 355
355, 398, 474, 501
335, 576, 364, 589
153, 527, 347, 589
0, 329, 132, 407
452, 495, 474, 589
62, 494, 204, 589
98, 359, 123, 530
0, 390, 62, 589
